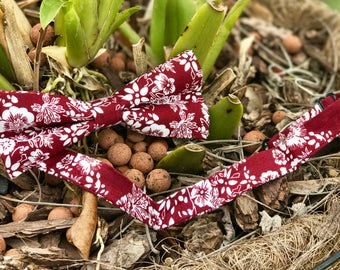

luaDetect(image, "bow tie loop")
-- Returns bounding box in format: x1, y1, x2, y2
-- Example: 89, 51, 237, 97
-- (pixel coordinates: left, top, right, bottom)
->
0, 50, 209, 178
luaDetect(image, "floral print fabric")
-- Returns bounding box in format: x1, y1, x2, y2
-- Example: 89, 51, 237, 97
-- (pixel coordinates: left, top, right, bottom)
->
0, 49, 339, 230
0, 50, 208, 178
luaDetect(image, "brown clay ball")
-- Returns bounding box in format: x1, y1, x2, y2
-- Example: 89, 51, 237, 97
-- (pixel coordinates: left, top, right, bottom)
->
243, 130, 266, 153
148, 140, 168, 161
30, 23, 55, 46
272, 110, 286, 124
110, 55, 126, 72
12, 203, 34, 221
126, 129, 146, 143
96, 157, 114, 167
124, 169, 145, 188
91, 50, 110, 69
107, 143, 132, 166
97, 128, 123, 150
47, 206, 73, 220
129, 152, 154, 174
0, 235, 6, 255
116, 165, 130, 174
146, 169, 172, 193
127, 59, 136, 72
4, 248, 21, 259
132, 141, 149, 153
282, 34, 302, 54
68, 198, 80, 216
27, 49, 47, 65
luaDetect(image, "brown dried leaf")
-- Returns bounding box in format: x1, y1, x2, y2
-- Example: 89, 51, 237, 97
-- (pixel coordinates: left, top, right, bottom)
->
182, 214, 224, 254
232, 191, 259, 231
1, 0, 33, 85
288, 178, 340, 195
67, 191, 97, 259
85, 231, 151, 270
0, 218, 76, 238
254, 177, 289, 212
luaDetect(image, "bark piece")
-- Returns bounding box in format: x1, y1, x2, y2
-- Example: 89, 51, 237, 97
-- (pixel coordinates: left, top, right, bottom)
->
182, 214, 224, 254
254, 177, 289, 212
232, 191, 259, 231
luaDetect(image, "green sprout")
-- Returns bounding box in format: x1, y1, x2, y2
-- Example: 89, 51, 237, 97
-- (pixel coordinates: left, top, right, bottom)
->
40, 0, 140, 67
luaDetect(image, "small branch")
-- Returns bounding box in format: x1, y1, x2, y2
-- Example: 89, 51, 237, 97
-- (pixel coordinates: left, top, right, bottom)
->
33, 27, 47, 91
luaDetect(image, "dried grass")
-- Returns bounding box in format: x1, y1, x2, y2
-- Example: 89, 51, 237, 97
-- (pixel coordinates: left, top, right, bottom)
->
139, 195, 339, 270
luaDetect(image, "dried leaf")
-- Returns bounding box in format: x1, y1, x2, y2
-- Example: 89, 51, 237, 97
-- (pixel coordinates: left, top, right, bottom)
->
259, 210, 282, 234
254, 177, 289, 212
67, 191, 97, 259
86, 231, 151, 270
288, 178, 340, 195
232, 191, 259, 231
0, 218, 76, 238
182, 214, 224, 254
0, 0, 33, 85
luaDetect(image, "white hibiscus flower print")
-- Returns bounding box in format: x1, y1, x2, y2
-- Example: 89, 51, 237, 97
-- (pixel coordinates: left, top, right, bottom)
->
190, 180, 213, 208
170, 111, 198, 138
56, 154, 74, 170
272, 149, 288, 165
31, 94, 65, 124
152, 73, 176, 95
285, 120, 308, 150
0, 106, 34, 132
26, 149, 49, 171
159, 60, 176, 73
260, 170, 280, 183
141, 123, 170, 137
177, 50, 199, 72
75, 155, 102, 176
0, 138, 15, 155
120, 82, 149, 106
116, 185, 150, 222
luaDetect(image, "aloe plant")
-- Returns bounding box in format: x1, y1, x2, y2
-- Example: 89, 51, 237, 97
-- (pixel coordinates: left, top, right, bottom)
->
207, 94, 243, 140
156, 143, 206, 174
40, 0, 140, 67
120, 0, 250, 79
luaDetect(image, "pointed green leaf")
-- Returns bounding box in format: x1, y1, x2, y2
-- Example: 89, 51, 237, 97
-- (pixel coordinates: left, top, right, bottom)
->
40, 0, 67, 29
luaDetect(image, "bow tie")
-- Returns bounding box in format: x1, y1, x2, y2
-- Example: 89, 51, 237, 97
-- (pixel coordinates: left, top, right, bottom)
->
0, 50, 209, 178
0, 50, 339, 231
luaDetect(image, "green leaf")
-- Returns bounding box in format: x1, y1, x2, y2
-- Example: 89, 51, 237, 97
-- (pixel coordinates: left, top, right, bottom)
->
0, 72, 15, 91
169, 2, 226, 65
149, 0, 167, 64
40, 0, 67, 29
201, 0, 250, 80
156, 144, 206, 174
0, 45, 15, 82
208, 94, 243, 140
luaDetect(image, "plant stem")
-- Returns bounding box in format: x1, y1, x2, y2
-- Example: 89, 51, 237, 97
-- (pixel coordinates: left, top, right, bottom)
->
202, 0, 251, 80
149, 0, 167, 63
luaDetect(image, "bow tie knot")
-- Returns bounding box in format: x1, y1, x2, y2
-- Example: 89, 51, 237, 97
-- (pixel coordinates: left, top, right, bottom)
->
0, 50, 209, 178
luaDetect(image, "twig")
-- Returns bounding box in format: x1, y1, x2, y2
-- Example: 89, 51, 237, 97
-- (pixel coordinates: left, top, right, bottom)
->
33, 26, 47, 91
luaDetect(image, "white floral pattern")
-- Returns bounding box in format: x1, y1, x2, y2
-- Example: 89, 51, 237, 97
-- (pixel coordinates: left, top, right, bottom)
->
0, 51, 339, 231
31, 94, 65, 124
0, 106, 34, 132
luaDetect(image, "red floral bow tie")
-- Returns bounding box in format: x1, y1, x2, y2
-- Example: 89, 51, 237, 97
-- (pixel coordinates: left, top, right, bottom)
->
0, 50, 339, 230
0, 50, 208, 178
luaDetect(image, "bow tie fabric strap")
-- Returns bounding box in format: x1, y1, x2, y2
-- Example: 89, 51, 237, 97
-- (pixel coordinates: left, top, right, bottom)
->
0, 50, 209, 178
32, 92, 340, 230
0, 47, 339, 230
